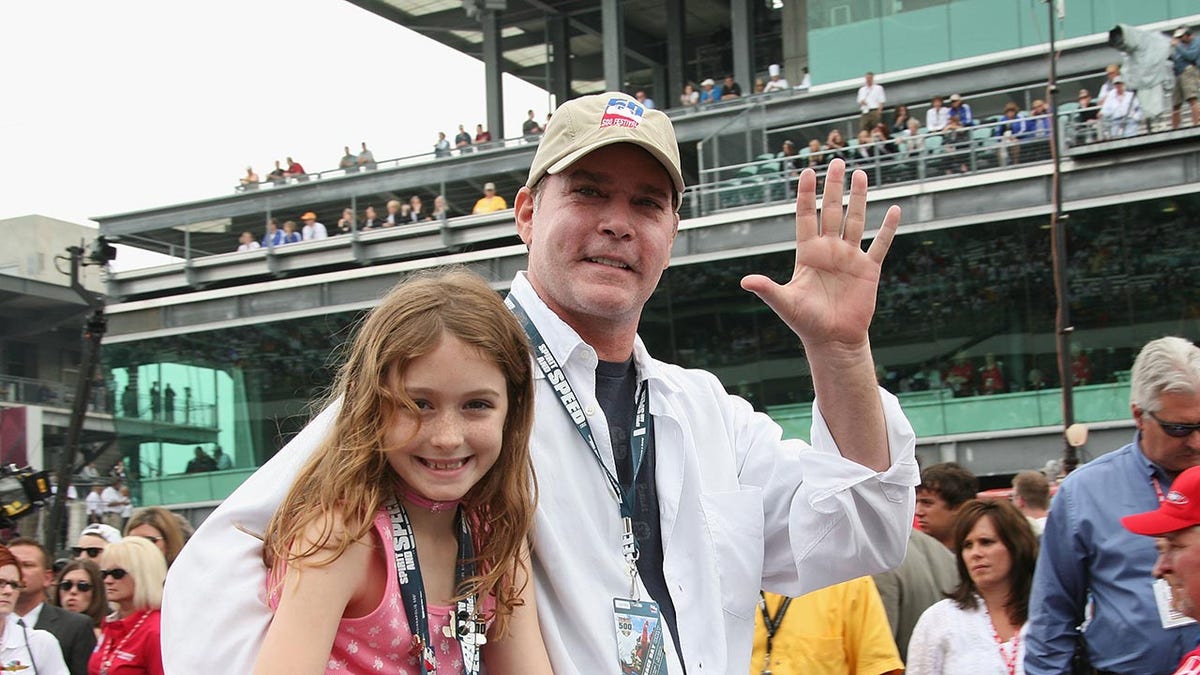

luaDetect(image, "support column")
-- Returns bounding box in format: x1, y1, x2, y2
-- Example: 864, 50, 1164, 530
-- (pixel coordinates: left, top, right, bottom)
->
548, 14, 571, 105
601, 0, 624, 92
730, 0, 753, 93
481, 9, 505, 138
665, 0, 686, 101
782, 0, 809, 87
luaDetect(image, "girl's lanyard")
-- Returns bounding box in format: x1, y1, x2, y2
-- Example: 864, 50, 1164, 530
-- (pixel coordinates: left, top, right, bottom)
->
386, 499, 485, 675
757, 592, 792, 675
506, 295, 650, 597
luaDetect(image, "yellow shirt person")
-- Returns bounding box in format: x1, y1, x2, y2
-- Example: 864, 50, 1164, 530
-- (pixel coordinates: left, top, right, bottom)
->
472, 182, 508, 213
752, 578, 903, 675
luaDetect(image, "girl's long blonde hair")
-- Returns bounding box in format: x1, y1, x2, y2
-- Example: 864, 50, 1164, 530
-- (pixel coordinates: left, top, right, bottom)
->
263, 268, 536, 637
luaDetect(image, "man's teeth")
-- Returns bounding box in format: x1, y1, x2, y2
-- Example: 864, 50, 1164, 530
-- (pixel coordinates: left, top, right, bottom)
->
422, 458, 467, 470
589, 257, 629, 269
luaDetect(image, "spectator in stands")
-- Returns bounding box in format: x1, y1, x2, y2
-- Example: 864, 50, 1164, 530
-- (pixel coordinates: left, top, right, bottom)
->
522, 109, 543, 140
356, 142, 376, 171
1099, 77, 1143, 138
383, 199, 402, 227
102, 479, 129, 530
281, 220, 301, 244
361, 205, 382, 229
699, 78, 720, 103
940, 116, 970, 174
994, 102, 1026, 165
857, 71, 886, 132
925, 95, 949, 132
408, 195, 426, 223
797, 67, 811, 90
870, 124, 900, 180
262, 218, 284, 248
472, 182, 507, 213
474, 123, 492, 146
1074, 89, 1100, 145
185, 446, 216, 473
431, 195, 449, 220
720, 74, 742, 100
125, 506, 192, 567
299, 212, 327, 240
1011, 470, 1050, 538
752, 78, 766, 94
1070, 343, 1091, 386
433, 131, 451, 158
680, 82, 699, 107
238, 166, 259, 190
338, 146, 357, 174
1171, 26, 1200, 129
945, 352, 977, 396
236, 231, 260, 252
890, 104, 912, 135
824, 128, 848, 162
335, 208, 356, 235
1097, 63, 1122, 105
1025, 367, 1049, 390
454, 124, 473, 152
634, 89, 655, 109
1027, 337, 1200, 673
805, 138, 827, 170
265, 160, 286, 185
851, 129, 879, 169
947, 93, 974, 126
1023, 99, 1052, 160
284, 156, 306, 181
763, 64, 790, 92
979, 352, 1006, 395
916, 462, 980, 551
213, 446, 231, 471
780, 139, 799, 180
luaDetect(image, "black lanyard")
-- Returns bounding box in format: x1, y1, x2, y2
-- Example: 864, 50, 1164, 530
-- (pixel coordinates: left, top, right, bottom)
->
758, 591, 792, 671
505, 295, 650, 585
386, 498, 484, 675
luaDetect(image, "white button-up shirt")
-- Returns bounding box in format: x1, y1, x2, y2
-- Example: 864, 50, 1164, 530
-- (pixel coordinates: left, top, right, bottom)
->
162, 272, 918, 673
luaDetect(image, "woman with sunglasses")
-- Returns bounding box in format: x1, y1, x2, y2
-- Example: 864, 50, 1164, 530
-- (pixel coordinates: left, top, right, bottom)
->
89, 538, 165, 675
73, 523, 122, 561
123, 507, 192, 567
0, 544, 69, 673
52, 560, 107, 639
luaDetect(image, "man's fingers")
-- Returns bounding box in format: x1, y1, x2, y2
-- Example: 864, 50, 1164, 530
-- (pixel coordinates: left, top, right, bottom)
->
843, 169, 869, 245
867, 205, 902, 264
795, 168, 818, 242
819, 159, 846, 237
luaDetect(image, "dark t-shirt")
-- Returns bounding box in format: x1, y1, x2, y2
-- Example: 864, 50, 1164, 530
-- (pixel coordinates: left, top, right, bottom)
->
595, 358, 684, 668
523, 119, 541, 135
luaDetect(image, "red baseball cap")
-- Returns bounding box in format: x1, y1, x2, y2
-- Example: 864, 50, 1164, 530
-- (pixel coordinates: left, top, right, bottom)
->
1122, 466, 1200, 536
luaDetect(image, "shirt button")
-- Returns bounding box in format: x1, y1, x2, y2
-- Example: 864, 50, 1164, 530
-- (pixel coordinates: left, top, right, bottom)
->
585, 405, 596, 416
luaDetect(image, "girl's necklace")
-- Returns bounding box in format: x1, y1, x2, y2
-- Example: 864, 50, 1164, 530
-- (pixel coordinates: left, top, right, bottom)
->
99, 609, 152, 675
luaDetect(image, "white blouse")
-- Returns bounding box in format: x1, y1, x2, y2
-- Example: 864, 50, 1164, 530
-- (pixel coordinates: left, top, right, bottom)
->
907, 598, 1026, 675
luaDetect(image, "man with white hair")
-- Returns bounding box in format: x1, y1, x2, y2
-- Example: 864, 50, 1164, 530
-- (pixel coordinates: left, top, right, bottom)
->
1027, 336, 1200, 674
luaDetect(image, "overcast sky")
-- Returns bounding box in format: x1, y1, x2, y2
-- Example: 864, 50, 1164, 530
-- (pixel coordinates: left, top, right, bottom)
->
0, 0, 548, 270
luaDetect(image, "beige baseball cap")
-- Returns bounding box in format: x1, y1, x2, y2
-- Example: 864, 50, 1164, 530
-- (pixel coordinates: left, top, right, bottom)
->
526, 92, 684, 209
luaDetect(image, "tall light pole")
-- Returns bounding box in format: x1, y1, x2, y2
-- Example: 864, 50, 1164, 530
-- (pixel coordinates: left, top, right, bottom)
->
1045, 0, 1079, 474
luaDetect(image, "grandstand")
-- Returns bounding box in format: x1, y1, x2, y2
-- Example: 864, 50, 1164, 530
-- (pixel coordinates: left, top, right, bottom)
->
92, 2, 1200, 519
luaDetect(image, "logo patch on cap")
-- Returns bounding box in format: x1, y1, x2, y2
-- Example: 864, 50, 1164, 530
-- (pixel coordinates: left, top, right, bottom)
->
1168, 490, 1189, 505
600, 97, 644, 129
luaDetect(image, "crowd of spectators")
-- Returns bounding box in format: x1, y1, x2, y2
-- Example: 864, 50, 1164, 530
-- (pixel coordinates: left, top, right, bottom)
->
233, 182, 508, 251
679, 63, 811, 109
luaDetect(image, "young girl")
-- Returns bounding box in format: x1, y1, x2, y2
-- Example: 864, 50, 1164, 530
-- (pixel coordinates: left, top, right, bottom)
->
255, 269, 551, 675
